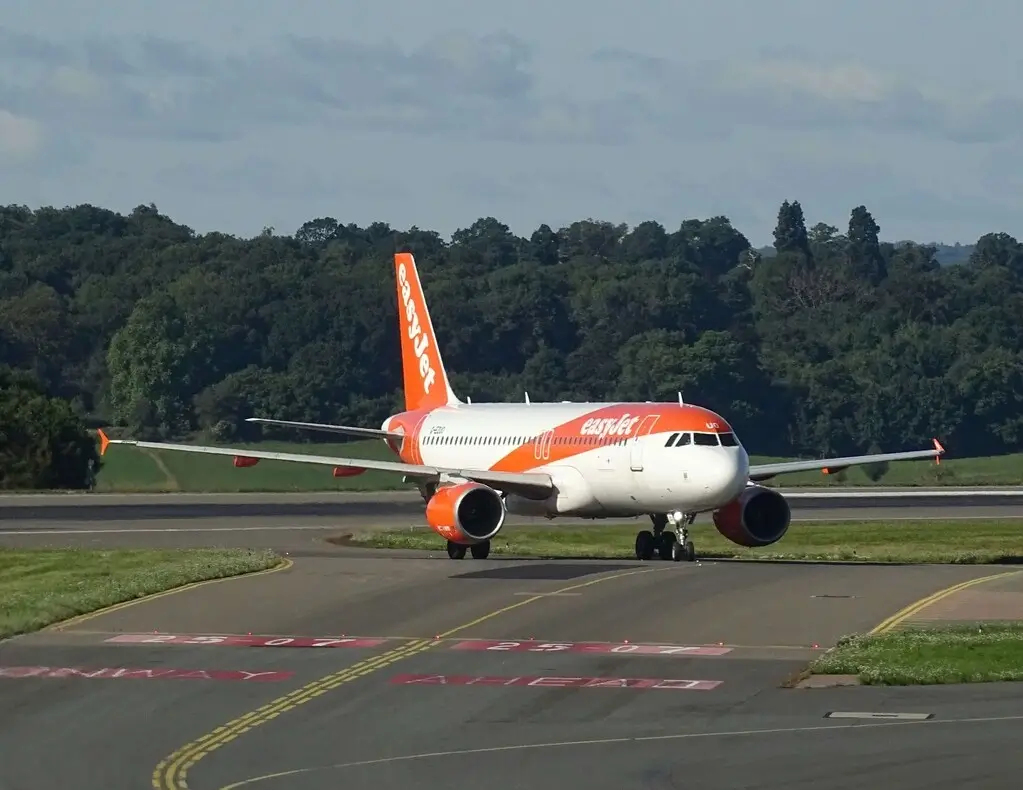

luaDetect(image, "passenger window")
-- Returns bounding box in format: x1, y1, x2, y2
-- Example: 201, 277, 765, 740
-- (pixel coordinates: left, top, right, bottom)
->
693, 432, 719, 446
719, 432, 738, 446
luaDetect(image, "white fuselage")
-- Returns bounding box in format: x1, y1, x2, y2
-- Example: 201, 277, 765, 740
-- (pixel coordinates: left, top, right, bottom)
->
385, 402, 751, 519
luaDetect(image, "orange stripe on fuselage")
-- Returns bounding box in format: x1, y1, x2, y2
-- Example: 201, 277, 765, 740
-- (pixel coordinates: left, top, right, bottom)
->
489, 403, 730, 474
383, 403, 731, 473
384, 408, 436, 465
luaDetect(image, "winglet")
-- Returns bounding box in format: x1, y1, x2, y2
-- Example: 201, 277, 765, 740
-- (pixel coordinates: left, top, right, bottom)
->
97, 428, 110, 456
933, 438, 945, 465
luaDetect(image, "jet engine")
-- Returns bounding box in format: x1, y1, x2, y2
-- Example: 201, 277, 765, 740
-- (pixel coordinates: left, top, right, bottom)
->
712, 484, 791, 547
425, 482, 506, 544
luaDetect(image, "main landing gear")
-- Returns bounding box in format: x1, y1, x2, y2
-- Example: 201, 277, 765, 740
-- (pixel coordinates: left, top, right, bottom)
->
446, 540, 490, 560
635, 511, 696, 562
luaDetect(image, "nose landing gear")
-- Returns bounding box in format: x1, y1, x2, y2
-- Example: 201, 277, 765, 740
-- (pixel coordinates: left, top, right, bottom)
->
635, 511, 696, 562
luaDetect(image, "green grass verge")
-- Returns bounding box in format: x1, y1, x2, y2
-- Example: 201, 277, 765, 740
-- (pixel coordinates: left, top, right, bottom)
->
0, 547, 281, 640
809, 623, 1023, 684
82, 436, 1023, 493
338, 520, 1023, 564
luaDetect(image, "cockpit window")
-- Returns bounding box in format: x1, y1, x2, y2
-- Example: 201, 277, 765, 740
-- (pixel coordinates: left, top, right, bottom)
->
675, 432, 691, 446
693, 432, 719, 446
665, 432, 679, 446
719, 432, 738, 446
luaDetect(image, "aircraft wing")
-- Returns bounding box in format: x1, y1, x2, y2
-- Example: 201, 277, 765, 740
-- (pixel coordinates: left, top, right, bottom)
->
748, 439, 945, 482
96, 430, 553, 499
245, 417, 402, 440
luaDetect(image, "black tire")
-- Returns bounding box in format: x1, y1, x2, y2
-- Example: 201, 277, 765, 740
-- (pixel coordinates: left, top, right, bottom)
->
635, 530, 656, 561
446, 540, 467, 559
470, 540, 491, 559
671, 539, 696, 562
657, 531, 676, 561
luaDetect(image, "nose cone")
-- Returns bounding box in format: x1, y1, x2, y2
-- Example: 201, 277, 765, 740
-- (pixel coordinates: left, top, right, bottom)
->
700, 448, 749, 503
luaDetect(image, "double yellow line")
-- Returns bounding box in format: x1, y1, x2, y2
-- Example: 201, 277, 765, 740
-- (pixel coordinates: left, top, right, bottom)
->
152, 637, 437, 789
152, 565, 664, 789
868, 569, 1022, 634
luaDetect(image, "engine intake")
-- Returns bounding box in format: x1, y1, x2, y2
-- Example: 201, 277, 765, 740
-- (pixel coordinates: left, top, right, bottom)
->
712, 484, 791, 547
425, 482, 506, 544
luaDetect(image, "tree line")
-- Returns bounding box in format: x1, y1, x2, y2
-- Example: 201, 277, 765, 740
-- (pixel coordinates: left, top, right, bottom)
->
1, 199, 1021, 488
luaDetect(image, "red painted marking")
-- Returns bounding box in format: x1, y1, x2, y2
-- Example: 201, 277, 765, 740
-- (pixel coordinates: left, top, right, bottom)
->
105, 633, 387, 648
390, 674, 721, 690
0, 666, 292, 681
450, 639, 732, 656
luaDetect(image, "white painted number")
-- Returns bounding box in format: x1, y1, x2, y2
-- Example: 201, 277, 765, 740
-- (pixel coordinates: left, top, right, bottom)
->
264, 638, 295, 646
529, 643, 572, 652
654, 646, 696, 654
310, 639, 355, 647
184, 636, 227, 644
487, 642, 522, 651
138, 635, 177, 643
611, 644, 639, 653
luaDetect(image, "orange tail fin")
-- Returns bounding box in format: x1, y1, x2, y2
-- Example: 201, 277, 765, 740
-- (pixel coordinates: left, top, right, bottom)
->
394, 252, 460, 411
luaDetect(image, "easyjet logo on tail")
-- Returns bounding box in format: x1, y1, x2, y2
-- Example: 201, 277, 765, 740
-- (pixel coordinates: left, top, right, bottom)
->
581, 414, 640, 440
397, 260, 437, 396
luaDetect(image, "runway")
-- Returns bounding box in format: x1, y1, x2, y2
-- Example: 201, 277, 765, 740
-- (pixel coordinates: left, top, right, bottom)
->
1, 488, 1021, 553
2, 490, 1023, 788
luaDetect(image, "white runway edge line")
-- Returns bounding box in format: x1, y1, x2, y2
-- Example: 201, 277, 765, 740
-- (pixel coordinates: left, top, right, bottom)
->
825, 712, 934, 721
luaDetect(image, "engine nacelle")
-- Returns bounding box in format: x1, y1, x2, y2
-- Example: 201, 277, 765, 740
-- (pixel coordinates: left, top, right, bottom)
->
425, 482, 506, 545
712, 484, 791, 547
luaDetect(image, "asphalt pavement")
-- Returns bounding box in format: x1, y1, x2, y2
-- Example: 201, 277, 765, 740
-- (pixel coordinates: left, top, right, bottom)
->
2, 491, 1023, 789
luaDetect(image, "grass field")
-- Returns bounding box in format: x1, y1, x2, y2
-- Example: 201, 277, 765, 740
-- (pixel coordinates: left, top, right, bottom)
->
809, 623, 1023, 684
84, 437, 1023, 493
0, 548, 281, 639
338, 519, 1023, 564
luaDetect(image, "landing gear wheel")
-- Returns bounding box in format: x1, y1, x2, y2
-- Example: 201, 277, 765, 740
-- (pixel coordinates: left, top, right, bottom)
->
657, 531, 677, 561
635, 530, 655, 561
666, 510, 697, 563
446, 540, 467, 559
470, 540, 491, 559
671, 539, 696, 562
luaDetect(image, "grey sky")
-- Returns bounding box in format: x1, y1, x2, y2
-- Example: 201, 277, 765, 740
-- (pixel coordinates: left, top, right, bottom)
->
2, 0, 1020, 245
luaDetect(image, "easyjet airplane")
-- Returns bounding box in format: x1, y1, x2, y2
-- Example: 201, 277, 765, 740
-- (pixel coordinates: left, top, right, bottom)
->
97, 252, 945, 563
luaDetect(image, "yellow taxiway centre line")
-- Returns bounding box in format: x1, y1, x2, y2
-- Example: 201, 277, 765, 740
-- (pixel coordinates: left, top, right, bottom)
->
868, 569, 1023, 634
153, 565, 665, 790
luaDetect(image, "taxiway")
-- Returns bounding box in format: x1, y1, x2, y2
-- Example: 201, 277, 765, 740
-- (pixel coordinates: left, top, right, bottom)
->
1, 490, 1022, 789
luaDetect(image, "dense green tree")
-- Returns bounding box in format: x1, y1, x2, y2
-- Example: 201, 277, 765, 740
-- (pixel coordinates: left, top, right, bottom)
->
0, 198, 1019, 486
0, 367, 99, 489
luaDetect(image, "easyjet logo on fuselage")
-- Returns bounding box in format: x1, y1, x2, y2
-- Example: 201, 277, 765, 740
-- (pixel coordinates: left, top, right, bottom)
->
580, 414, 641, 440
397, 261, 437, 395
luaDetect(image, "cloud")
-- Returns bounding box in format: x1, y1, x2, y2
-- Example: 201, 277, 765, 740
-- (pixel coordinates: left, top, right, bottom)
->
0, 26, 605, 146
0, 109, 42, 159
6, 25, 1021, 151
590, 48, 1023, 145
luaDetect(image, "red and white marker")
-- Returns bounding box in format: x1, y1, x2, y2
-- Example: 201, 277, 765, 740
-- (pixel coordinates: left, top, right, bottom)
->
450, 639, 732, 656
106, 633, 387, 648
0, 665, 293, 681
391, 674, 722, 690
